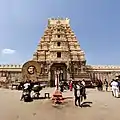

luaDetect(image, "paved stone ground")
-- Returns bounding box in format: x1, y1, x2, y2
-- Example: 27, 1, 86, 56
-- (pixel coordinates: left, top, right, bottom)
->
0, 87, 120, 120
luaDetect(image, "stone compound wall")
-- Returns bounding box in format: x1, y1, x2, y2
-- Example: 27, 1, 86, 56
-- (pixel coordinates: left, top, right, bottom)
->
87, 65, 120, 83
0, 64, 22, 83
0, 64, 120, 84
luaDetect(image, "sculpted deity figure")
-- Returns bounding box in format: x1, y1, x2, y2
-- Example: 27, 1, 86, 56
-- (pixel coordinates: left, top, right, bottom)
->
27, 66, 35, 74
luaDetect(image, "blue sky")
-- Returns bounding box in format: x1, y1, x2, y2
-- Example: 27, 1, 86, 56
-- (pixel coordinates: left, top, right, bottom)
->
0, 0, 120, 65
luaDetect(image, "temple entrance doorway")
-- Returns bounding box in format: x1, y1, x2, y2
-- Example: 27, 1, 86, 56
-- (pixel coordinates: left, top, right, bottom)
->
50, 63, 67, 87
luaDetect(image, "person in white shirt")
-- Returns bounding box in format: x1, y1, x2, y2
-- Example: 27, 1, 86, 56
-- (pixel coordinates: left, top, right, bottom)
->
111, 79, 119, 98
23, 83, 30, 90
81, 80, 85, 86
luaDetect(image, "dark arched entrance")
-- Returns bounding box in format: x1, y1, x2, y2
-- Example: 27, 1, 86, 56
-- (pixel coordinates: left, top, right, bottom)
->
50, 63, 67, 87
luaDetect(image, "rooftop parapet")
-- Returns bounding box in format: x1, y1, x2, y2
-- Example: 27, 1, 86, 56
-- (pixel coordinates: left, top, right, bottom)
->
0, 64, 22, 68
88, 65, 120, 69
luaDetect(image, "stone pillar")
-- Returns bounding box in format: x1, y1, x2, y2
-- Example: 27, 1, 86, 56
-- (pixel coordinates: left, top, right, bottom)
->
48, 64, 51, 86
103, 73, 105, 81
66, 62, 70, 81
108, 72, 111, 83
106, 72, 108, 80
67, 67, 70, 81
101, 73, 103, 81
98, 73, 100, 80
104, 72, 106, 80
93, 72, 96, 81
95, 73, 98, 79
90, 72, 93, 80
94, 73, 97, 81
104, 72, 106, 81
97, 73, 99, 80
106, 72, 109, 82
99, 73, 101, 80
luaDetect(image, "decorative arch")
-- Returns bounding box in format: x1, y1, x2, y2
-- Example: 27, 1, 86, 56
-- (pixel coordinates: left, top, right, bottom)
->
50, 63, 67, 87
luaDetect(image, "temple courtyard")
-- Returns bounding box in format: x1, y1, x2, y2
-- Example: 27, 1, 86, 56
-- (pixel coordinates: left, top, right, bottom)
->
0, 87, 120, 120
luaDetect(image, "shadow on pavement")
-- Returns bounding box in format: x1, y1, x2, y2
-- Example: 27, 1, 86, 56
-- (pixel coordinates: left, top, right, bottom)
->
64, 97, 73, 100
33, 97, 50, 100
81, 101, 93, 107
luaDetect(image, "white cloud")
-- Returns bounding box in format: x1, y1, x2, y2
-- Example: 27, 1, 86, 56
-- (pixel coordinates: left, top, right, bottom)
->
1, 48, 16, 54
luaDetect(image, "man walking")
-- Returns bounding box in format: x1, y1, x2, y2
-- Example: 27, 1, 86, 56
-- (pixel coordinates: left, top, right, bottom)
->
111, 79, 119, 98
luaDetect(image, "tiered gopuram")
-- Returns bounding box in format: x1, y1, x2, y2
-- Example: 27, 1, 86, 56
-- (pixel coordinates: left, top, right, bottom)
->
0, 18, 120, 86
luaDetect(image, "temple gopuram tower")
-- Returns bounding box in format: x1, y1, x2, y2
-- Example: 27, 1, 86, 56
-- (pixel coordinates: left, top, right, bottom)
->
22, 18, 91, 87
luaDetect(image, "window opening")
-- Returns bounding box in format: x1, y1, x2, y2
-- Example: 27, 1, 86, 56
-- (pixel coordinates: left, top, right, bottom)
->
57, 35, 60, 38
57, 52, 61, 58
57, 42, 61, 46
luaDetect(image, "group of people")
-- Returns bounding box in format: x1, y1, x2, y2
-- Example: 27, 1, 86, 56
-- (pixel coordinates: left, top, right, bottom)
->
96, 77, 120, 98
73, 80, 86, 107
20, 77, 120, 104
72, 78, 120, 106
96, 79, 109, 91
20, 80, 42, 101
59, 80, 73, 92
67, 77, 120, 106
55, 79, 86, 107
96, 79, 103, 91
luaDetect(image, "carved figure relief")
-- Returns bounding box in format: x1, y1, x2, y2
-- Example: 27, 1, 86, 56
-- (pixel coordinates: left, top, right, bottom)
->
27, 66, 36, 74
22, 61, 41, 81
